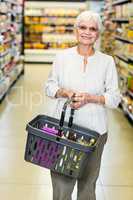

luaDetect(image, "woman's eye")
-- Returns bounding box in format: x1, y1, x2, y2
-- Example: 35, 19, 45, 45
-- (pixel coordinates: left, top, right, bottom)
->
90, 27, 97, 32
79, 26, 87, 30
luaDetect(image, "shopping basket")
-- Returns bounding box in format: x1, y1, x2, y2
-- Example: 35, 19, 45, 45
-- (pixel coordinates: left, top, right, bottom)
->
24, 99, 100, 178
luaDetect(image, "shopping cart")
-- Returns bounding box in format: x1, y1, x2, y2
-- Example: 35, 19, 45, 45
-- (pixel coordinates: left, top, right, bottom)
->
24, 99, 100, 178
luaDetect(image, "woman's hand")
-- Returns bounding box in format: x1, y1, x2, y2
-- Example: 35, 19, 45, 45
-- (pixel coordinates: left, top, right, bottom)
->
55, 88, 75, 99
70, 92, 105, 109
70, 92, 89, 109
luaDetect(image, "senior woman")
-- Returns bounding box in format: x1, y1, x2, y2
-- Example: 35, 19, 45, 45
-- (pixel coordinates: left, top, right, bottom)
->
45, 10, 120, 200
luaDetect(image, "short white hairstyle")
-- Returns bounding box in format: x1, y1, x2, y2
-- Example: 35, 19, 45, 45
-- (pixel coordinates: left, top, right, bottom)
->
75, 10, 103, 31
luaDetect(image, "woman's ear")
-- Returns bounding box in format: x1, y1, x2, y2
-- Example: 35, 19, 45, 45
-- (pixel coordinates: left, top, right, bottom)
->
96, 31, 100, 40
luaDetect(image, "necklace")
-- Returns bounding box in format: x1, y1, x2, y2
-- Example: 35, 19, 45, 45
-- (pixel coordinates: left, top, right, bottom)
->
83, 56, 88, 65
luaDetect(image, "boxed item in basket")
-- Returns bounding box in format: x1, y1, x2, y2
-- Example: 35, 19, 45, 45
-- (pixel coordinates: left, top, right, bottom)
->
24, 99, 100, 179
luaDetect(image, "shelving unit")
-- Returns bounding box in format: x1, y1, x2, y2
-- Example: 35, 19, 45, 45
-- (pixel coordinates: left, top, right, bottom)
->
114, 35, 133, 44
24, 1, 87, 63
101, 0, 115, 55
0, 0, 24, 103
112, 18, 129, 22
102, 0, 133, 122
112, 0, 132, 6
112, 0, 133, 121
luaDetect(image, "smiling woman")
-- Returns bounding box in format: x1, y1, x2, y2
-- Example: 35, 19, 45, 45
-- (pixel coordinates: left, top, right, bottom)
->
74, 11, 101, 72
76, 21, 99, 46
45, 10, 121, 200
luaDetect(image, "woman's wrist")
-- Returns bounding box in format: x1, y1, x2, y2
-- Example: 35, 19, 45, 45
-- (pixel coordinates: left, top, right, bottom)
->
87, 94, 105, 105
55, 88, 65, 98
96, 95, 105, 104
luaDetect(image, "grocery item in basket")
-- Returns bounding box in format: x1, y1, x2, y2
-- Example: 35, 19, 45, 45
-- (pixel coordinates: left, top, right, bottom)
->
77, 136, 96, 147
41, 125, 59, 135
67, 131, 77, 141
88, 138, 96, 146
41, 124, 96, 147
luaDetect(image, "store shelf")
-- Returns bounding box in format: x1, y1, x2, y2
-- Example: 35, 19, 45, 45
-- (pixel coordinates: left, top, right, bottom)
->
24, 49, 61, 63
0, 26, 10, 33
25, 28, 74, 34
122, 103, 133, 121
0, 0, 24, 102
112, 18, 129, 23
25, 1, 87, 9
127, 90, 133, 98
115, 54, 133, 64
112, 0, 131, 6
127, 111, 133, 121
24, 1, 87, 62
0, 66, 24, 103
128, 57, 133, 63
114, 36, 133, 44
102, 0, 133, 123
0, 11, 9, 15
25, 21, 75, 26
106, 9, 115, 14
25, 14, 77, 18
0, 50, 9, 57
4, 0, 21, 5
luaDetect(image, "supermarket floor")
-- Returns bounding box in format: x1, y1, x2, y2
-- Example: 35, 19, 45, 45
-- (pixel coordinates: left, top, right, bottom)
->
0, 63, 133, 200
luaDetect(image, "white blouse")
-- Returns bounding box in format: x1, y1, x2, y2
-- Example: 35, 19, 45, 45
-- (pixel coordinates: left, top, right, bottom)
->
45, 46, 121, 135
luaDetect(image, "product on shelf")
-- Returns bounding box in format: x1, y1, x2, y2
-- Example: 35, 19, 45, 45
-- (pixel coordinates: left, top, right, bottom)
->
24, 1, 87, 62
24, 14, 77, 50
24, 2, 86, 56
127, 28, 133, 40
114, 2, 133, 19
122, 94, 133, 118
127, 76, 133, 92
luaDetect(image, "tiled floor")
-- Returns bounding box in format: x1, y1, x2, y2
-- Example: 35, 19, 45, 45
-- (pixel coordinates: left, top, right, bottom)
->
0, 64, 133, 200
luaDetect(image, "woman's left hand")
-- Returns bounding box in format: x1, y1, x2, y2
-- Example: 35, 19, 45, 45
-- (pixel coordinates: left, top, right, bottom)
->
70, 92, 90, 109
70, 92, 105, 109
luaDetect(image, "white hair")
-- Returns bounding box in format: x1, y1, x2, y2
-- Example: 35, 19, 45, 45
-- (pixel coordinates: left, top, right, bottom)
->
75, 10, 103, 31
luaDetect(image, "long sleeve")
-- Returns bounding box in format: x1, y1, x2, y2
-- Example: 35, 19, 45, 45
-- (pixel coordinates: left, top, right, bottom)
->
103, 57, 121, 109
45, 54, 61, 98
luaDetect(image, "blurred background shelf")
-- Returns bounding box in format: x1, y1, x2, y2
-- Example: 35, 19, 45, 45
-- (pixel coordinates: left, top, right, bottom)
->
102, 0, 133, 122
24, 1, 87, 63
0, 0, 24, 103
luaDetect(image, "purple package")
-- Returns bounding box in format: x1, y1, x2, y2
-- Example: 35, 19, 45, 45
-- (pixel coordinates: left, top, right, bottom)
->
41, 126, 58, 135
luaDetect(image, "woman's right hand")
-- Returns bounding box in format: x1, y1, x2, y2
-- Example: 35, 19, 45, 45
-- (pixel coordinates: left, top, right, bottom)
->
55, 88, 75, 99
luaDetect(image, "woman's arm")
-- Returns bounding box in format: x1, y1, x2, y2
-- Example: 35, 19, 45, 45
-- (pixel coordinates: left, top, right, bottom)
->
45, 54, 75, 99
103, 57, 121, 109
45, 54, 60, 98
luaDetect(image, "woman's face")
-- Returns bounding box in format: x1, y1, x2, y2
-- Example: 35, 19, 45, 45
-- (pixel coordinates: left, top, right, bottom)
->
75, 20, 99, 46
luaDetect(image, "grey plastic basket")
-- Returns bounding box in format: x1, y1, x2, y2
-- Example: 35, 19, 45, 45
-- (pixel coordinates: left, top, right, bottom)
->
24, 100, 100, 178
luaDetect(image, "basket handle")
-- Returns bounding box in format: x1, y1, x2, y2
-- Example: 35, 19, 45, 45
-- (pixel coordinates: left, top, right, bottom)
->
59, 94, 75, 130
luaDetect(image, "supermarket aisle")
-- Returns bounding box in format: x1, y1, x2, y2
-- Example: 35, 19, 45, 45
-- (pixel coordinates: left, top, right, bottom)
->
0, 64, 133, 200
